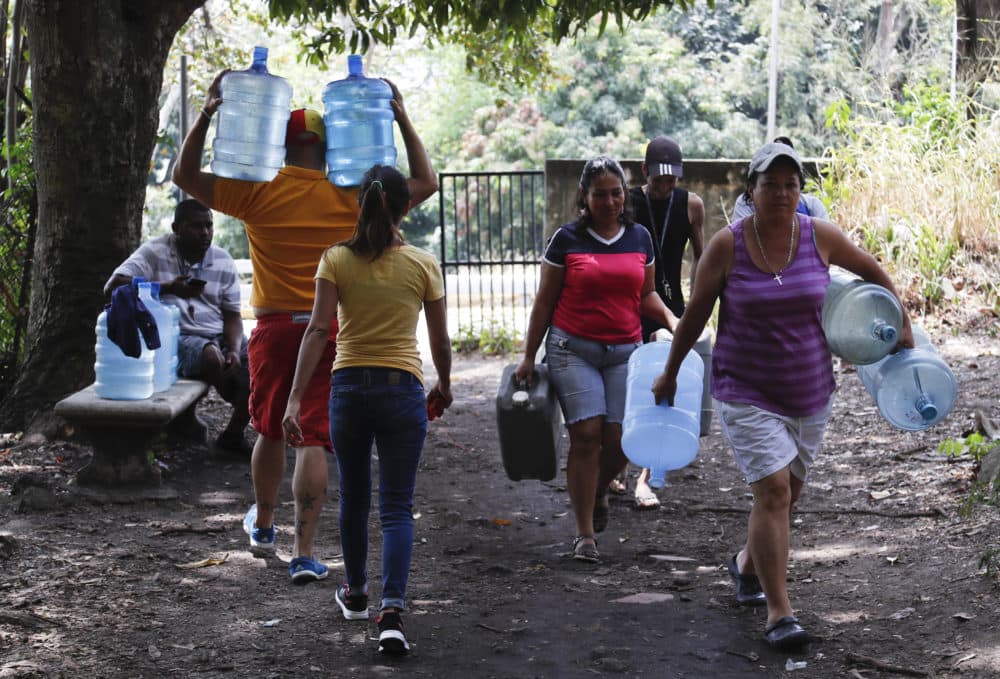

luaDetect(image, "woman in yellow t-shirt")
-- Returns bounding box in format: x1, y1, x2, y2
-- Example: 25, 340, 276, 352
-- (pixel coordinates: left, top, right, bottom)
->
282, 165, 452, 656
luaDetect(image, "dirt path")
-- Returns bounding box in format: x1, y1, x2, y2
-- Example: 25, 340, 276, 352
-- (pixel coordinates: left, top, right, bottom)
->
1, 334, 999, 678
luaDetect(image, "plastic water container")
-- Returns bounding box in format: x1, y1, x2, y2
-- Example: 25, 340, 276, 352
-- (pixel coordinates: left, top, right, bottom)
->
823, 271, 904, 365
651, 328, 714, 436
495, 364, 560, 482
621, 340, 704, 488
693, 329, 714, 436
167, 300, 181, 385
855, 326, 958, 431
211, 46, 292, 182
94, 310, 154, 400
322, 54, 397, 187
144, 282, 179, 389
137, 282, 175, 392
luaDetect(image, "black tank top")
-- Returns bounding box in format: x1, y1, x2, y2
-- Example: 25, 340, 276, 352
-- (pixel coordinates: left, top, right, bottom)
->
628, 186, 691, 316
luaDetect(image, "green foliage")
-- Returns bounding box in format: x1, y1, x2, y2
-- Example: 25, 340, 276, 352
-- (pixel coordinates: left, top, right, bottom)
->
938, 432, 993, 463
821, 83, 999, 314
0, 128, 37, 397
956, 480, 999, 520
451, 320, 520, 356
268, 0, 698, 88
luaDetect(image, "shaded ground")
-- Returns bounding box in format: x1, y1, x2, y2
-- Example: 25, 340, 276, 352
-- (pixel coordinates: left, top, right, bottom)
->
1, 329, 999, 678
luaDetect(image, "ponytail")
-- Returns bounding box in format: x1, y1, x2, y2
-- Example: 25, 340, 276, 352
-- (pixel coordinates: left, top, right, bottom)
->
342, 165, 410, 260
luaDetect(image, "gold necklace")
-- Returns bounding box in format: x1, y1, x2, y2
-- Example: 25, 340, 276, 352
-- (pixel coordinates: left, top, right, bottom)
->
751, 213, 796, 285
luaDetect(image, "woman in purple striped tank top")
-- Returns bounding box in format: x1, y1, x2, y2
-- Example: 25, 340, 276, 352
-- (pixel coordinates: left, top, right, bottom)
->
651, 142, 913, 652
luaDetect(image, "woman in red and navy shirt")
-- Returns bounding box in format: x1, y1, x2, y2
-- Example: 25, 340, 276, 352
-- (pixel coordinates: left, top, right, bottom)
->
515, 156, 677, 563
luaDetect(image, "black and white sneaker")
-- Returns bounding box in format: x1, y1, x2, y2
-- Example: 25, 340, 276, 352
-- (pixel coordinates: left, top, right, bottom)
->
334, 583, 369, 620
376, 610, 410, 655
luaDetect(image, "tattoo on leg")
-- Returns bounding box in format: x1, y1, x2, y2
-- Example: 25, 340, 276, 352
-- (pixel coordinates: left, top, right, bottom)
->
296, 519, 307, 537
299, 494, 317, 511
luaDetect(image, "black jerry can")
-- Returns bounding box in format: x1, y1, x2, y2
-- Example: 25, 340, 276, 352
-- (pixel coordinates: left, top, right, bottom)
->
495, 363, 560, 482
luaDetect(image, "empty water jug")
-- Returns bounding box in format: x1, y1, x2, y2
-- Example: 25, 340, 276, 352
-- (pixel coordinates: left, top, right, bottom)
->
139, 282, 177, 392
693, 329, 714, 436
322, 54, 397, 187
212, 46, 292, 182
495, 364, 560, 482
155, 282, 182, 386
823, 271, 904, 365
855, 326, 957, 431
621, 340, 704, 488
652, 328, 713, 436
94, 310, 154, 400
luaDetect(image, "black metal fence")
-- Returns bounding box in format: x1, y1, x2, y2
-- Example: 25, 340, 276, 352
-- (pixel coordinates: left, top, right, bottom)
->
436, 171, 546, 341
0, 176, 36, 403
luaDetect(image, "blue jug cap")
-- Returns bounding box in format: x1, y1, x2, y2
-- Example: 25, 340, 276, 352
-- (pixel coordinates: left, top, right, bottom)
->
252, 46, 269, 72
131, 276, 146, 288
915, 394, 938, 422
348, 54, 363, 76
149, 281, 161, 298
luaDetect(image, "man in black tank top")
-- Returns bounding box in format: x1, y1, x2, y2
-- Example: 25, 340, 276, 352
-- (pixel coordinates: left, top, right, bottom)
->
624, 135, 706, 507
629, 135, 706, 336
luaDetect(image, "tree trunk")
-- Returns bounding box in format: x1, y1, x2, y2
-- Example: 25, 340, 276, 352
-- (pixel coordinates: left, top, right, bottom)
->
0, 1, 203, 430
957, 0, 1000, 94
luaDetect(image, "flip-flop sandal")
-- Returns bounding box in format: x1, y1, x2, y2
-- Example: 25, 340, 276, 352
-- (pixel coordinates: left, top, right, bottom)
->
634, 488, 660, 510
608, 473, 628, 495
572, 536, 599, 563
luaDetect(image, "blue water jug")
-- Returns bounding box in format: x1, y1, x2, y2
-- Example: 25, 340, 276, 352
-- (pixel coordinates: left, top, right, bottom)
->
855, 326, 957, 431
322, 54, 397, 187
94, 310, 155, 400
621, 340, 704, 488
162, 288, 181, 386
823, 271, 904, 365
212, 46, 292, 182
139, 282, 177, 391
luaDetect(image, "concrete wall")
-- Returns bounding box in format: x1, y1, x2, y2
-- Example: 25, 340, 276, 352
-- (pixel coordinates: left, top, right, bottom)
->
544, 158, 824, 242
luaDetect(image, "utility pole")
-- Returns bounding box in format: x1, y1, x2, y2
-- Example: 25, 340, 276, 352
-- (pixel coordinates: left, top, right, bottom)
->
767, 0, 780, 140
179, 54, 190, 201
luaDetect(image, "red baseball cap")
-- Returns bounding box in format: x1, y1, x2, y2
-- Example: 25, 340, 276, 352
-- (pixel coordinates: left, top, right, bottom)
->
285, 108, 325, 146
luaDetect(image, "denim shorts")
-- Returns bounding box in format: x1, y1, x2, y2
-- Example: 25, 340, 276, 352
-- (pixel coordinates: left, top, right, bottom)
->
177, 333, 248, 379
716, 397, 833, 484
544, 326, 641, 425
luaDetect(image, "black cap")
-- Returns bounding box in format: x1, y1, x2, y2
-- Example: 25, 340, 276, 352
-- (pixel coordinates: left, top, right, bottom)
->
644, 136, 683, 178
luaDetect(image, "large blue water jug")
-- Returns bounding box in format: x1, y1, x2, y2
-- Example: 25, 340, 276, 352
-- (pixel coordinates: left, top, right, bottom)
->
621, 340, 704, 488
855, 326, 957, 431
651, 328, 714, 436
157, 284, 181, 386
823, 271, 904, 365
212, 46, 292, 182
94, 310, 154, 400
138, 282, 177, 392
322, 54, 397, 187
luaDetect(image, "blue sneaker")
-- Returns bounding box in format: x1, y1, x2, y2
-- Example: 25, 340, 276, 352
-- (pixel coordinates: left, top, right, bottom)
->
289, 556, 329, 584
242, 504, 276, 550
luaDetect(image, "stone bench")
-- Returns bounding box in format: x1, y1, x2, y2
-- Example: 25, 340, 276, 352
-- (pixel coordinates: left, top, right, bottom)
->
54, 379, 210, 486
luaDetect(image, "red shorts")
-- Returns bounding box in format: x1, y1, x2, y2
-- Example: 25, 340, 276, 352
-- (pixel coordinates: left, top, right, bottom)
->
248, 313, 337, 452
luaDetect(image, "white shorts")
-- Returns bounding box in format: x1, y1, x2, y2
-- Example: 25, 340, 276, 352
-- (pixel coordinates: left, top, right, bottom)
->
715, 398, 833, 484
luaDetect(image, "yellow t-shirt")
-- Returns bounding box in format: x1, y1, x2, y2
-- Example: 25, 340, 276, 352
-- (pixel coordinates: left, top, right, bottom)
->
214, 166, 359, 311
316, 244, 445, 383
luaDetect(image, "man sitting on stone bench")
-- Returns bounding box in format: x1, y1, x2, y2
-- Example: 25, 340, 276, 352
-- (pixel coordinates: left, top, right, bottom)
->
104, 199, 251, 457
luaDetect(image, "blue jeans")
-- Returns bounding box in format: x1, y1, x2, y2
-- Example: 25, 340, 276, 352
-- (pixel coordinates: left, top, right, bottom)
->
329, 367, 428, 611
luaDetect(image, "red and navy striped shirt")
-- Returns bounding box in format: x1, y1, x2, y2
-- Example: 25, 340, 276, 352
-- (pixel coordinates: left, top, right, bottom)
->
543, 221, 654, 344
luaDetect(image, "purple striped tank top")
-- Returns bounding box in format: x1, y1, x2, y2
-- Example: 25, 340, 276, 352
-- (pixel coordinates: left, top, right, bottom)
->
711, 215, 834, 417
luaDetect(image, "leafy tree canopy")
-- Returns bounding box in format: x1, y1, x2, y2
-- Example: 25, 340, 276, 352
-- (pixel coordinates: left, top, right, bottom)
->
268, 0, 706, 87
